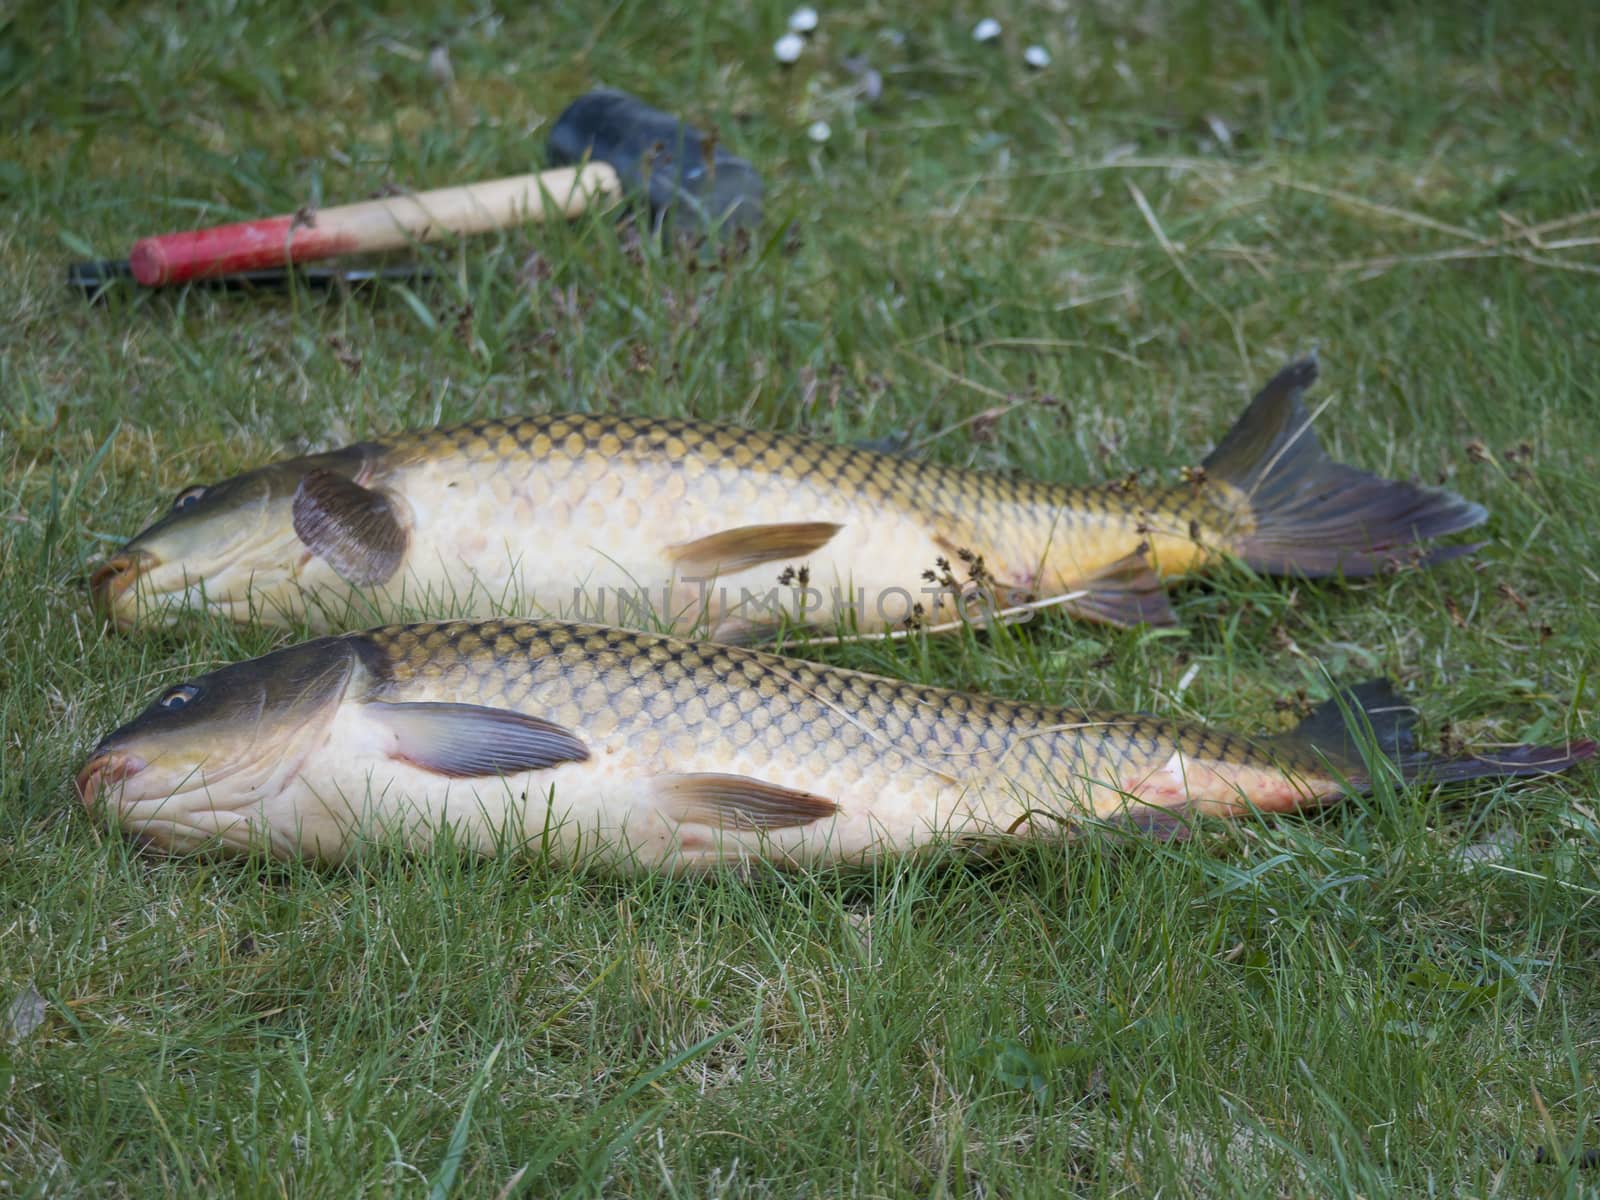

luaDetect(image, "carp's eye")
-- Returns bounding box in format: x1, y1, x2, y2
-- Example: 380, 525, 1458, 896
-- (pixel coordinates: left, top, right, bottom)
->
171, 486, 208, 512
158, 684, 200, 710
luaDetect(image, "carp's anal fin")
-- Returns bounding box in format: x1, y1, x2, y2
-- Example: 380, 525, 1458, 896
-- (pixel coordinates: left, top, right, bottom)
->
293, 468, 408, 587
368, 701, 590, 778
929, 536, 1176, 629
1059, 549, 1178, 628
656, 772, 839, 830
668, 522, 842, 576
1108, 803, 1199, 842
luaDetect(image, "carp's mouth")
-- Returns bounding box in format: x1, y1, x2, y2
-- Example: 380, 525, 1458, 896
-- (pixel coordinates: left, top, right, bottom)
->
89, 536, 305, 630
74, 751, 233, 852
75, 750, 149, 812
89, 551, 153, 630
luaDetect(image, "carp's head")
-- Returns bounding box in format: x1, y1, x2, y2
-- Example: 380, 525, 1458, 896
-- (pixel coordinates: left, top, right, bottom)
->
76, 637, 363, 856
90, 445, 408, 631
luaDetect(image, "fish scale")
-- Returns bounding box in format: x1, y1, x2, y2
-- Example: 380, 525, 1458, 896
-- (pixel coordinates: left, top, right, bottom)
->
363, 410, 1238, 635
389, 410, 1084, 576
356, 617, 1319, 833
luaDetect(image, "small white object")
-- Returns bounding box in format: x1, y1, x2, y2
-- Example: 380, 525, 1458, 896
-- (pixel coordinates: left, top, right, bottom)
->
973, 18, 1001, 43
1175, 660, 1201, 697
807, 120, 831, 143
843, 55, 884, 103
774, 32, 804, 64
5, 985, 47, 1045
788, 6, 819, 34
1023, 44, 1050, 69
427, 43, 455, 86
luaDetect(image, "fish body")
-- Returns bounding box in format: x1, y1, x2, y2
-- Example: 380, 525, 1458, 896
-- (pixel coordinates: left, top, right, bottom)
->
77, 619, 1593, 872
93, 360, 1487, 638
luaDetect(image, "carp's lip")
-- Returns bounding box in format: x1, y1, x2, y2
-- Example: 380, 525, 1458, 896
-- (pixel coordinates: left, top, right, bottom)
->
89, 551, 155, 631
75, 750, 150, 812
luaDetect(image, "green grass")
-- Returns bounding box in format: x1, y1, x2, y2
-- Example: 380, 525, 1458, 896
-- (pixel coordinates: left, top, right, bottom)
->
4, 0, 1600, 1194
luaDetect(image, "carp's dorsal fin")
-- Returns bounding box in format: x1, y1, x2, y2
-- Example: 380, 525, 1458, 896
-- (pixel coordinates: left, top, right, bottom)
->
293, 468, 408, 587
1059, 549, 1177, 628
368, 701, 590, 778
667, 522, 842, 576
656, 773, 839, 830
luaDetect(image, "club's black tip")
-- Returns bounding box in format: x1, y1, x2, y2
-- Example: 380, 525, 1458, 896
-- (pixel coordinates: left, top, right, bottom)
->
547, 89, 763, 237
67, 258, 136, 295
67, 261, 437, 302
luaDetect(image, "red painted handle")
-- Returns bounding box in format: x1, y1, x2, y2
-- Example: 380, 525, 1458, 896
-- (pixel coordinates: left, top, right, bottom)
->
129, 216, 358, 286
126, 165, 622, 287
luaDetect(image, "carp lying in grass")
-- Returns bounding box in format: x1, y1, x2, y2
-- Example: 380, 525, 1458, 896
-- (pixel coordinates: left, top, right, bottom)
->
77, 618, 1592, 871
91, 359, 1486, 640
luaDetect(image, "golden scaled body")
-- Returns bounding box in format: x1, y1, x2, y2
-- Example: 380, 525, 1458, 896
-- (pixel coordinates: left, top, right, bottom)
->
93, 360, 1487, 638
369, 413, 1231, 635
77, 619, 1590, 872
75, 618, 1341, 868
351, 619, 1316, 861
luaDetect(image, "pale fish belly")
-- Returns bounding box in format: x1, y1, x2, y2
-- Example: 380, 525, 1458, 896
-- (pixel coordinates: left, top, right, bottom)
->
1115, 749, 1339, 817
368, 454, 677, 622
382, 456, 974, 636
258, 700, 1036, 870
682, 516, 968, 638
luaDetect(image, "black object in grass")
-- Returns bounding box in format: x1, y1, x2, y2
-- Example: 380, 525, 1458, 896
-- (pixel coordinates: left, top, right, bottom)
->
67, 259, 435, 301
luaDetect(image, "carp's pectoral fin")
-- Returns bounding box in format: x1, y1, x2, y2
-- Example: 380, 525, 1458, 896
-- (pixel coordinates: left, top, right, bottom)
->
656, 773, 839, 830
667, 522, 842, 576
367, 701, 590, 778
1059, 550, 1177, 628
292, 468, 408, 587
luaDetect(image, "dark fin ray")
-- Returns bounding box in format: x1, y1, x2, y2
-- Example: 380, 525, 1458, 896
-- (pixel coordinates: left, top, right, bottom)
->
1274, 679, 1595, 790
1285, 679, 1419, 763
656, 772, 839, 830
1058, 550, 1179, 628
1203, 357, 1488, 577
852, 431, 913, 457
1395, 740, 1597, 786
668, 522, 842, 575
1107, 803, 1199, 842
1201, 356, 1322, 487
368, 701, 590, 778
292, 469, 407, 587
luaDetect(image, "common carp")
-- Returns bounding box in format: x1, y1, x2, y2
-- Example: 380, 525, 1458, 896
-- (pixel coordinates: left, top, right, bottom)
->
90, 358, 1486, 640
76, 618, 1592, 871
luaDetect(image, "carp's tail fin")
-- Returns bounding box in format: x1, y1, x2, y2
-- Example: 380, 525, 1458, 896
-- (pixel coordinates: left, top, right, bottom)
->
1276, 679, 1596, 789
1203, 356, 1488, 577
